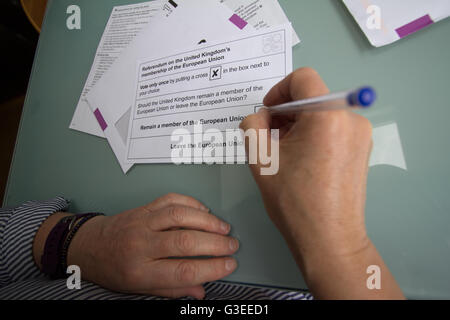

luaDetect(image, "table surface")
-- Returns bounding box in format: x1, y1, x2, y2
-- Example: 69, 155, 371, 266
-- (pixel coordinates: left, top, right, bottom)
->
5, 0, 450, 299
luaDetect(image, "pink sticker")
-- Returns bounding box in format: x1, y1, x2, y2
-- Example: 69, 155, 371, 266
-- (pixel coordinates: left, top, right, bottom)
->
94, 108, 108, 131
229, 14, 248, 30
396, 14, 434, 38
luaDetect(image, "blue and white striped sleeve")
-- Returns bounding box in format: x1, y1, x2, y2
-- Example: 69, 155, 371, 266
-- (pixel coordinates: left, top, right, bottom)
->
0, 197, 70, 288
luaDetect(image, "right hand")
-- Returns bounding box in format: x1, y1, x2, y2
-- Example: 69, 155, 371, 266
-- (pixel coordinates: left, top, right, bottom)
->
240, 68, 373, 272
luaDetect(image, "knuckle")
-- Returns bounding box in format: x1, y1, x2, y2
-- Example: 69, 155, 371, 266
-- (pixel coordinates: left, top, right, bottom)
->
297, 67, 319, 78
175, 231, 195, 253
313, 110, 345, 131
175, 261, 197, 283
212, 235, 227, 251
164, 193, 180, 203
168, 205, 187, 224
206, 217, 219, 232
354, 114, 373, 139
291, 67, 319, 87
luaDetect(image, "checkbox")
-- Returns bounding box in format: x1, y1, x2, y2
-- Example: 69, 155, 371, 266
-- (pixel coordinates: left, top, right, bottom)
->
254, 106, 264, 113
209, 66, 222, 80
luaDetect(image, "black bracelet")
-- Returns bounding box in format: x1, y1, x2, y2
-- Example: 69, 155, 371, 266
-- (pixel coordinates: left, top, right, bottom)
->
59, 213, 104, 276
41, 215, 76, 279
41, 213, 104, 279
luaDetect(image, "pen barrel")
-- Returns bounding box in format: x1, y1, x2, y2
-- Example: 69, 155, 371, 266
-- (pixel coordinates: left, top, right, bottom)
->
266, 87, 375, 115
268, 98, 351, 114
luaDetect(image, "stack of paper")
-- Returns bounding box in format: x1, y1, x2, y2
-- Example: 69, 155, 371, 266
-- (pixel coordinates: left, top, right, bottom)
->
70, 0, 299, 173
343, 0, 450, 47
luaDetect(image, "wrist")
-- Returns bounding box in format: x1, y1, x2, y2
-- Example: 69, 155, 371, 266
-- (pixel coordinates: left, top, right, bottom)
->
33, 212, 73, 270
66, 215, 108, 281
275, 188, 369, 254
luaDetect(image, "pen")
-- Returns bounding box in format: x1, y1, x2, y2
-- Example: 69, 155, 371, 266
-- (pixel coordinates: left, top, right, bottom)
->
262, 87, 376, 115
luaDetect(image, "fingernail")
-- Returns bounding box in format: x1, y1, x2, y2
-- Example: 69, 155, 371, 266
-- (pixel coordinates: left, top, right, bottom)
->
229, 238, 239, 251
200, 205, 209, 212
221, 222, 230, 233
225, 258, 237, 271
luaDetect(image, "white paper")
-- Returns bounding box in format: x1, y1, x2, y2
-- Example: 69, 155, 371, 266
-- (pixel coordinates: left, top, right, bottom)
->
70, 1, 164, 137
221, 0, 300, 45
70, 0, 299, 141
126, 25, 292, 163
370, 122, 407, 170
86, 0, 256, 173
343, 0, 450, 47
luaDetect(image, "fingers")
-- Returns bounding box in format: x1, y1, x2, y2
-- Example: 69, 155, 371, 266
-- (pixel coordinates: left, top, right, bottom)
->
240, 68, 330, 135
263, 67, 329, 106
150, 285, 206, 300
239, 108, 271, 132
147, 205, 231, 235
145, 193, 209, 212
154, 230, 239, 258
147, 257, 237, 289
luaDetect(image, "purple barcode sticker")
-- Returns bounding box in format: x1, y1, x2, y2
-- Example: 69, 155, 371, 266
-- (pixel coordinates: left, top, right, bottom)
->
396, 14, 434, 38
229, 14, 248, 30
94, 108, 108, 131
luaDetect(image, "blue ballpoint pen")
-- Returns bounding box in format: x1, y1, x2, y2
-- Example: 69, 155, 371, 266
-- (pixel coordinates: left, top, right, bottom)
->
262, 87, 376, 115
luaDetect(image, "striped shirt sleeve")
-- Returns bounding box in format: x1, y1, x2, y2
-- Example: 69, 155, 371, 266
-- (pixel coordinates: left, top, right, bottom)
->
0, 197, 69, 288
0, 198, 313, 300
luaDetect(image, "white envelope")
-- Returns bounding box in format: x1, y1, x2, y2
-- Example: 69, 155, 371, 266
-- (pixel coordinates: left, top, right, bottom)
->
86, 0, 255, 173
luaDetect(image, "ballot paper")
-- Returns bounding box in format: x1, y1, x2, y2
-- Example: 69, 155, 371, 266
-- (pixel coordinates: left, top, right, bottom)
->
343, 0, 450, 47
126, 24, 292, 163
70, 1, 164, 138
221, 0, 300, 45
70, 0, 298, 141
87, 0, 257, 173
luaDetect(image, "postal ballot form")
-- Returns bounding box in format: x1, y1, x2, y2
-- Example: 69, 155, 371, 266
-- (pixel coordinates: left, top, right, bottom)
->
86, 0, 254, 172
127, 25, 292, 163
87, 0, 292, 172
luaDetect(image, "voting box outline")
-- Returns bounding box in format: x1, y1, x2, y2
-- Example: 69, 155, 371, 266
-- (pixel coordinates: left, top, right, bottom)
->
209, 66, 223, 81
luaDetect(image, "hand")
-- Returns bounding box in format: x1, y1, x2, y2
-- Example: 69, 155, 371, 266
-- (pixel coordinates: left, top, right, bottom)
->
241, 68, 373, 261
240, 68, 403, 299
66, 193, 239, 299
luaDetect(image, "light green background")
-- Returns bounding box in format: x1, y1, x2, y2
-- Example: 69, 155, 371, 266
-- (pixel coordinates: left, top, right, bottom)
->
5, 0, 450, 299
